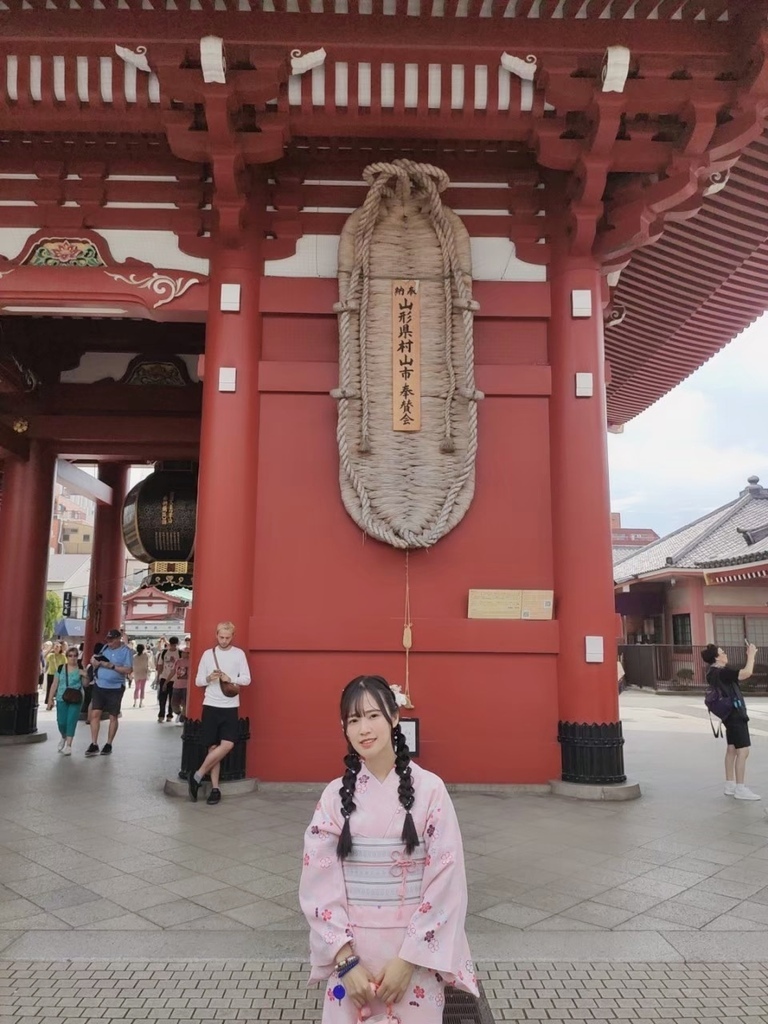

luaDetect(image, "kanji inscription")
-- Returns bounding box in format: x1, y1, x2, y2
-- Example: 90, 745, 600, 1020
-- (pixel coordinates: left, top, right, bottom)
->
392, 280, 421, 432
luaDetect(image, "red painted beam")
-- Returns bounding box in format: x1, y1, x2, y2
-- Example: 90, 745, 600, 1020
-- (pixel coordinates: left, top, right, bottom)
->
257, 361, 551, 397
259, 278, 551, 318
27, 414, 199, 445
0, 384, 202, 417
250, 615, 559, 655
283, 210, 542, 239
0, 179, 211, 206
0, 13, 737, 59
0, 205, 212, 235
58, 444, 199, 461
0, 266, 209, 321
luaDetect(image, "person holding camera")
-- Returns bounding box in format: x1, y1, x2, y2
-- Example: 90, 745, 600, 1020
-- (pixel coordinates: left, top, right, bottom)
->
85, 628, 132, 757
702, 641, 759, 800
188, 621, 250, 806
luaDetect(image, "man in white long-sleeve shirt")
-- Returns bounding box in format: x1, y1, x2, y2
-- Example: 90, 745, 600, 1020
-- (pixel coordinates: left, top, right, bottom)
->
188, 621, 251, 805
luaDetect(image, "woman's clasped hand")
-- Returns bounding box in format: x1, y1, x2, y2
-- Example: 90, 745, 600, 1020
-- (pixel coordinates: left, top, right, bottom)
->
340, 964, 375, 1010
342, 958, 413, 1011
373, 958, 414, 1006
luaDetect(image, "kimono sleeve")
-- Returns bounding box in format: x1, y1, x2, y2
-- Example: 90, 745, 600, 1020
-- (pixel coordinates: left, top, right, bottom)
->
298, 785, 353, 980
398, 785, 478, 996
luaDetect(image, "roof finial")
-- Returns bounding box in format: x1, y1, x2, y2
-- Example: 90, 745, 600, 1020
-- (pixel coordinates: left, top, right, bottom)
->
747, 475, 760, 486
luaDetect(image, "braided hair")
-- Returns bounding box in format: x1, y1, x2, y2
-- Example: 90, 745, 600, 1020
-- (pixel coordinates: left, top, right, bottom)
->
337, 675, 419, 860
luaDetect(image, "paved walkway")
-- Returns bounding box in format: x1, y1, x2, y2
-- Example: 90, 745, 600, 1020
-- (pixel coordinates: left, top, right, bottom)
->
3, 690, 768, 1021
3, 960, 768, 1023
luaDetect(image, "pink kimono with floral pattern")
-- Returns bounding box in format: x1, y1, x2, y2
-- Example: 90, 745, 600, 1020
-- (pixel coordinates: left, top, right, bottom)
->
299, 762, 478, 1024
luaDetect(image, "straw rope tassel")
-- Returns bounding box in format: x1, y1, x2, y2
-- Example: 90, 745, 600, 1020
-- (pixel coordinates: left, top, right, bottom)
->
402, 550, 415, 709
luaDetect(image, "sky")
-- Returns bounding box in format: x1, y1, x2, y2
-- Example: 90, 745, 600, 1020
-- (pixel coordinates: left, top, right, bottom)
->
607, 314, 768, 539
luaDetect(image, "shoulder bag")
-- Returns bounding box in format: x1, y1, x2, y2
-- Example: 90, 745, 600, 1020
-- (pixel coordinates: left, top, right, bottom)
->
61, 666, 83, 705
212, 648, 240, 698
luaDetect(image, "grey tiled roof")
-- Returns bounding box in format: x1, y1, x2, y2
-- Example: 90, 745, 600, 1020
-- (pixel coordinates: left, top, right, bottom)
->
697, 549, 768, 569
612, 545, 645, 565
614, 491, 768, 582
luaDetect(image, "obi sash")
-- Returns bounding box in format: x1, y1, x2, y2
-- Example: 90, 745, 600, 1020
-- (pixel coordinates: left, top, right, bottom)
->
343, 837, 426, 908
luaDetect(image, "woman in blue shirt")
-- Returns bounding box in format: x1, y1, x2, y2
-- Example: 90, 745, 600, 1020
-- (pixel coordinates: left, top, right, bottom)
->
46, 647, 86, 755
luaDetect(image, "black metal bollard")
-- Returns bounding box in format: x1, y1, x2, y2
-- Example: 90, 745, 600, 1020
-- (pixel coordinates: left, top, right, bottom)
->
0, 693, 39, 735
557, 721, 626, 785
178, 716, 250, 781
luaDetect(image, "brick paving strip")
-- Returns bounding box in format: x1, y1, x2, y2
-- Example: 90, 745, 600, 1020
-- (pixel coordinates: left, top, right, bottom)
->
2, 961, 768, 1024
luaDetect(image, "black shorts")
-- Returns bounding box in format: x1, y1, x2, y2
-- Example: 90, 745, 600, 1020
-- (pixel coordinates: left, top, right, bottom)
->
91, 684, 124, 717
201, 706, 239, 748
725, 717, 751, 749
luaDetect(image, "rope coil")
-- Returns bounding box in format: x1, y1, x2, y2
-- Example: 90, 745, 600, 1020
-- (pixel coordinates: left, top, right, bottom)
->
333, 159, 482, 549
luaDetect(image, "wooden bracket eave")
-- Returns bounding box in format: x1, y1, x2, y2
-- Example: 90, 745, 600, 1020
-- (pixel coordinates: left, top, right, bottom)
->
596, 24, 768, 273
154, 50, 298, 251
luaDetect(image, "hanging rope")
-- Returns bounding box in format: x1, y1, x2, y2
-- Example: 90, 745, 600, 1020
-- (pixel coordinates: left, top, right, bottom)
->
402, 550, 414, 709
332, 159, 483, 550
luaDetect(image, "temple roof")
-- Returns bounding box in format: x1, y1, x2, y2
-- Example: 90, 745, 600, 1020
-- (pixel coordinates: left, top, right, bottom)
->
614, 476, 768, 582
606, 131, 768, 426
123, 585, 187, 605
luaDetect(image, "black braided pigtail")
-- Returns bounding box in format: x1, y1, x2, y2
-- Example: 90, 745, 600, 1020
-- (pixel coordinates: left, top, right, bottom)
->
336, 750, 362, 860
393, 724, 419, 855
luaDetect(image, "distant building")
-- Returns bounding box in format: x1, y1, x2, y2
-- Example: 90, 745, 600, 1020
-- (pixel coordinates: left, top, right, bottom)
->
45, 551, 154, 639
615, 476, 768, 650
47, 554, 91, 620
611, 513, 659, 565
58, 521, 95, 555
50, 482, 95, 554
122, 585, 190, 641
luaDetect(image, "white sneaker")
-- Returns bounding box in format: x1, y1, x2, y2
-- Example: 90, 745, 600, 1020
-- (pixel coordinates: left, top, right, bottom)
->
62, 747, 72, 756
724, 781, 736, 796
734, 785, 761, 801
57, 737, 66, 753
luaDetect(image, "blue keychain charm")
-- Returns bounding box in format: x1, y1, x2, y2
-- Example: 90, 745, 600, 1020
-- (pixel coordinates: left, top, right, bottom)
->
332, 984, 346, 1004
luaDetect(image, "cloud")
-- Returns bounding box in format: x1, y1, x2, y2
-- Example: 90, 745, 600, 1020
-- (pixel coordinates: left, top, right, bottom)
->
608, 315, 768, 536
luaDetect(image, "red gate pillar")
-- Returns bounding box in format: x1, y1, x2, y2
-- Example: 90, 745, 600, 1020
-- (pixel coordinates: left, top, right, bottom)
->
0, 442, 56, 737
549, 246, 625, 786
84, 462, 130, 660
186, 241, 261, 771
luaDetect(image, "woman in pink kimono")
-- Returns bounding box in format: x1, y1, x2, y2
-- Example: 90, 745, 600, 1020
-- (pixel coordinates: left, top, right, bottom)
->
299, 675, 477, 1024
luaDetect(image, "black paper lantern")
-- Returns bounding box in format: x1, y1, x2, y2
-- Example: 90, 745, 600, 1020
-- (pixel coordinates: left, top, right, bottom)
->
122, 461, 198, 564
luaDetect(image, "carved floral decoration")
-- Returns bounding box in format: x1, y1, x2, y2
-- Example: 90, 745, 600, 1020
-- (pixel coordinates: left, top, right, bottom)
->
103, 271, 201, 309
23, 238, 107, 268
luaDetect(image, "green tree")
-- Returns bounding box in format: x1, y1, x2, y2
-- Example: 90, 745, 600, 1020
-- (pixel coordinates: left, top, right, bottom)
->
43, 591, 62, 640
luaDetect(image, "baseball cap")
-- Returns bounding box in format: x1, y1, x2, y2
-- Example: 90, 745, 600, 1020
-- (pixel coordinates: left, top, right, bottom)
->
105, 629, 122, 640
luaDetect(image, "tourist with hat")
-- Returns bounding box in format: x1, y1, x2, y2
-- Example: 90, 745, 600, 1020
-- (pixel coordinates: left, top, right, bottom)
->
85, 628, 133, 757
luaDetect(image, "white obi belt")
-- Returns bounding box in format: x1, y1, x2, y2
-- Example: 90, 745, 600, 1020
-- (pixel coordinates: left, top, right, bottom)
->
343, 838, 426, 908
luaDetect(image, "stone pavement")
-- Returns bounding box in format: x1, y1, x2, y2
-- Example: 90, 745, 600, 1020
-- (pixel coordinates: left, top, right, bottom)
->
2, 690, 768, 1021
2, 960, 768, 1023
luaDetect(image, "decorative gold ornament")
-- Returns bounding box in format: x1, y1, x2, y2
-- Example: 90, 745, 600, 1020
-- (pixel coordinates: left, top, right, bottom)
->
12, 418, 29, 433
